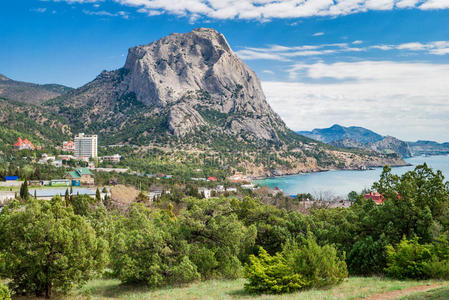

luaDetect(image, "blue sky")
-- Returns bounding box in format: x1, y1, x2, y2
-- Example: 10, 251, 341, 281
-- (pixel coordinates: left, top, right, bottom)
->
1, 0, 449, 141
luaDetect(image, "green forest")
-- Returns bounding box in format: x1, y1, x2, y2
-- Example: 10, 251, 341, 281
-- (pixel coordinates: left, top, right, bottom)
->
1, 163, 449, 299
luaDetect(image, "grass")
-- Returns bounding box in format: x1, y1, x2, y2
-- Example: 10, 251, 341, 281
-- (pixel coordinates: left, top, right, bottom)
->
401, 287, 449, 300
55, 277, 448, 300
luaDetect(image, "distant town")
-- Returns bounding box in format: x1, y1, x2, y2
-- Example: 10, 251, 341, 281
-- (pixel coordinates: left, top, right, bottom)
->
0, 132, 366, 210
1, 132, 275, 209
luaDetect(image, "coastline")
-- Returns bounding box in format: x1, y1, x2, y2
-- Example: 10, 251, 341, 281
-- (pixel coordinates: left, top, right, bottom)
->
249, 161, 411, 181
250, 155, 449, 196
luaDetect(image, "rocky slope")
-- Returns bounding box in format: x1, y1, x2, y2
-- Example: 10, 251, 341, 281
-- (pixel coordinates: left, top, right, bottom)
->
371, 136, 412, 158
43, 28, 406, 176
0, 74, 72, 105
299, 124, 412, 158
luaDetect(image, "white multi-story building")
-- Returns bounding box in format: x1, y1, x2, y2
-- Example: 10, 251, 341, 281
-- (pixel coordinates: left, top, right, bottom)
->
74, 133, 98, 159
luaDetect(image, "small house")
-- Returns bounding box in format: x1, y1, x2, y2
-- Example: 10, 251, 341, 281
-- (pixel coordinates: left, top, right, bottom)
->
65, 168, 94, 185
14, 137, 35, 150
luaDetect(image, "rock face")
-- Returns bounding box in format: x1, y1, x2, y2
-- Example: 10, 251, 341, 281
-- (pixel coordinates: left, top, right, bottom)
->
300, 124, 412, 158
53, 28, 285, 141
370, 136, 412, 158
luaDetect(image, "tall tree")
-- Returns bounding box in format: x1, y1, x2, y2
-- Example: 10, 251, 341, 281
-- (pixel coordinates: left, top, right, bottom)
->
64, 189, 70, 207
0, 197, 108, 298
95, 188, 101, 203
19, 180, 28, 200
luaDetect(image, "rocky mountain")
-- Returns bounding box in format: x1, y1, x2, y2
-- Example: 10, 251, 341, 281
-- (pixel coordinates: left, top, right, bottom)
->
299, 124, 412, 158
48, 28, 285, 142
370, 136, 412, 158
298, 124, 384, 144
0, 74, 72, 105
409, 141, 449, 156
42, 28, 405, 176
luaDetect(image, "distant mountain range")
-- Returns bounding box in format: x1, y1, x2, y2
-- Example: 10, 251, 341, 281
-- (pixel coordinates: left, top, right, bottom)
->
0, 74, 72, 105
409, 140, 449, 156
298, 124, 449, 157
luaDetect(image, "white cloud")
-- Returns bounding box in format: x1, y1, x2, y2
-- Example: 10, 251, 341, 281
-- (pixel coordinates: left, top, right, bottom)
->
262, 61, 449, 141
48, 0, 434, 20
365, 0, 395, 10
397, 42, 426, 50
53, 0, 101, 3
50, 0, 449, 20
396, 41, 449, 55
31, 8, 48, 13
236, 49, 291, 61
82, 9, 129, 18
370, 45, 394, 50
235, 40, 449, 61
313, 32, 325, 36
420, 0, 449, 9
396, 0, 421, 8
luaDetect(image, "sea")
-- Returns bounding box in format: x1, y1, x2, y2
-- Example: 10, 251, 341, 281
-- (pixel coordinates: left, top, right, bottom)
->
254, 155, 449, 197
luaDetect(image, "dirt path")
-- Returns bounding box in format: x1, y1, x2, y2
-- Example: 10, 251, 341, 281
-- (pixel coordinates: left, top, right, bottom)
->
358, 283, 445, 300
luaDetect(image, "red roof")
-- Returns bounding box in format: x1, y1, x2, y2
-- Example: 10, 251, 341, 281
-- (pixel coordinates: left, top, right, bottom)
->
13, 137, 23, 147
364, 192, 385, 204
13, 137, 35, 150
364, 191, 402, 204
207, 176, 217, 181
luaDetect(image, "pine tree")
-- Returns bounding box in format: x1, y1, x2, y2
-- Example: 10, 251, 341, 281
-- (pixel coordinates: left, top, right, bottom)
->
19, 180, 29, 200
65, 189, 70, 207
96, 188, 101, 203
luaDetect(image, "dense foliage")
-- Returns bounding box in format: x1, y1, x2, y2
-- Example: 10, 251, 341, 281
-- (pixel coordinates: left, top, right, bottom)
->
244, 247, 306, 294
0, 197, 108, 298
385, 236, 449, 280
0, 282, 11, 300
111, 198, 257, 286
310, 164, 449, 276
244, 237, 347, 294
0, 163, 448, 298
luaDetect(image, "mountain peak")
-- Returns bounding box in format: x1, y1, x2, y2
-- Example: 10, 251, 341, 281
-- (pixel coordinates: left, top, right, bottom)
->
53, 28, 285, 140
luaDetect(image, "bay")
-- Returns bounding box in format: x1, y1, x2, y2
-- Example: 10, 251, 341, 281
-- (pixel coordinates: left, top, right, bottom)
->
254, 155, 449, 197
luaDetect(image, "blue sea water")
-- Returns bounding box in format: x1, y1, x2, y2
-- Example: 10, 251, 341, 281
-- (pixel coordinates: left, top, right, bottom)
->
254, 155, 449, 197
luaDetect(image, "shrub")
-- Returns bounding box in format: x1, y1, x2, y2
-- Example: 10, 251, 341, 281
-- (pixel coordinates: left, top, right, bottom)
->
110, 204, 200, 287
0, 282, 11, 300
385, 236, 433, 279
386, 235, 449, 280
244, 237, 348, 294
284, 237, 348, 288
244, 247, 306, 294
347, 235, 389, 275
425, 259, 449, 280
